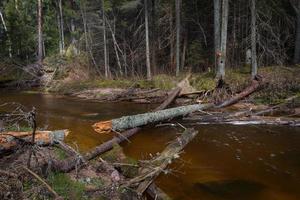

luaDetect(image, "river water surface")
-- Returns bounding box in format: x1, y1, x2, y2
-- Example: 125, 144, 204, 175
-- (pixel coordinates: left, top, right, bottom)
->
0, 92, 300, 200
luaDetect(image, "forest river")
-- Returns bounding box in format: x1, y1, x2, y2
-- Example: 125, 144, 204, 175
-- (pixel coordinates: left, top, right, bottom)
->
0, 92, 300, 200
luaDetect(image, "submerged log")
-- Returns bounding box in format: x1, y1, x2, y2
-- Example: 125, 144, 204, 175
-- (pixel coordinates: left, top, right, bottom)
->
125, 128, 198, 196
188, 116, 300, 126
0, 130, 69, 155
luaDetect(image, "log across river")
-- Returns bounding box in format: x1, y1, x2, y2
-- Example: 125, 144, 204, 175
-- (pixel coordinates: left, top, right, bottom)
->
1, 92, 300, 200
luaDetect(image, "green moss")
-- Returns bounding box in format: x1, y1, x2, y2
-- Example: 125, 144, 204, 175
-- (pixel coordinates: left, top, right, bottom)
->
5, 126, 32, 132
101, 144, 123, 163
90, 178, 105, 188
48, 173, 87, 200
54, 147, 68, 160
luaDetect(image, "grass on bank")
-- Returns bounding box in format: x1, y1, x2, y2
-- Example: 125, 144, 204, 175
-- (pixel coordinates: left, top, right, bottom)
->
47, 65, 300, 105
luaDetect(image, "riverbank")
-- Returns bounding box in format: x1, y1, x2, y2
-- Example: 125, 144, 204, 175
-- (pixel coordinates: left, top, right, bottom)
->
44, 66, 300, 106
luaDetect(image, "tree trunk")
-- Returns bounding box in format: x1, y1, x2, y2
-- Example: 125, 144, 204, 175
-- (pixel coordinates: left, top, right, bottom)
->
93, 103, 212, 133
37, 0, 43, 66
0, 130, 68, 156
102, 0, 110, 78
217, 0, 229, 80
175, 0, 181, 76
145, 0, 152, 80
214, 0, 221, 71
294, 12, 300, 64
0, 10, 12, 58
251, 0, 258, 78
170, 4, 175, 70
151, 0, 157, 75
106, 17, 123, 76
58, 0, 65, 55
70, 18, 78, 55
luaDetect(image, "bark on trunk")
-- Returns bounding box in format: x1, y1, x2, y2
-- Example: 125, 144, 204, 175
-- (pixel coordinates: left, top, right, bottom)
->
175, 0, 181, 76
0, 130, 68, 155
102, 0, 109, 78
37, 0, 43, 66
93, 103, 212, 133
294, 12, 300, 64
217, 0, 229, 80
58, 0, 65, 55
145, 0, 152, 80
251, 0, 258, 78
214, 0, 221, 70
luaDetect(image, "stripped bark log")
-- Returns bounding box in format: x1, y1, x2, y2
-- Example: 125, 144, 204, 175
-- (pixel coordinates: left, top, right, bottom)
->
124, 128, 198, 196
0, 130, 69, 155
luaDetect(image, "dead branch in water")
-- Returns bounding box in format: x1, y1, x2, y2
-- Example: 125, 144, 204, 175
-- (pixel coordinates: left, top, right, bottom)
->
124, 128, 198, 196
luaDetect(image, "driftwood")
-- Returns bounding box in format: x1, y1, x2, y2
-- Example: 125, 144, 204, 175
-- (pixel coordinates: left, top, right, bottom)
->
124, 128, 198, 196
0, 130, 69, 155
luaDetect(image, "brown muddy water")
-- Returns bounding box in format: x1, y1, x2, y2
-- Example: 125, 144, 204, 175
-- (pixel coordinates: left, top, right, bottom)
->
0, 92, 300, 200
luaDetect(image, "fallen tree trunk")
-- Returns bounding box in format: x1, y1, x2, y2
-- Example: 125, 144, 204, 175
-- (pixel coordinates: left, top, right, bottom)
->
216, 79, 263, 108
124, 128, 198, 196
93, 103, 213, 134
0, 130, 68, 155
187, 116, 300, 126
53, 87, 182, 173
93, 78, 265, 134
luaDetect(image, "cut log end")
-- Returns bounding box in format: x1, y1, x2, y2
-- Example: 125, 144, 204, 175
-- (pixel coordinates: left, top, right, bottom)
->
92, 120, 113, 134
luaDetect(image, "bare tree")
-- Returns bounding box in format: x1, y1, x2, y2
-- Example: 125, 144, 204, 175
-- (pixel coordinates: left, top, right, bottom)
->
290, 0, 300, 64
175, 0, 181, 76
251, 0, 257, 78
37, 0, 43, 66
217, 0, 229, 81
145, 0, 152, 80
